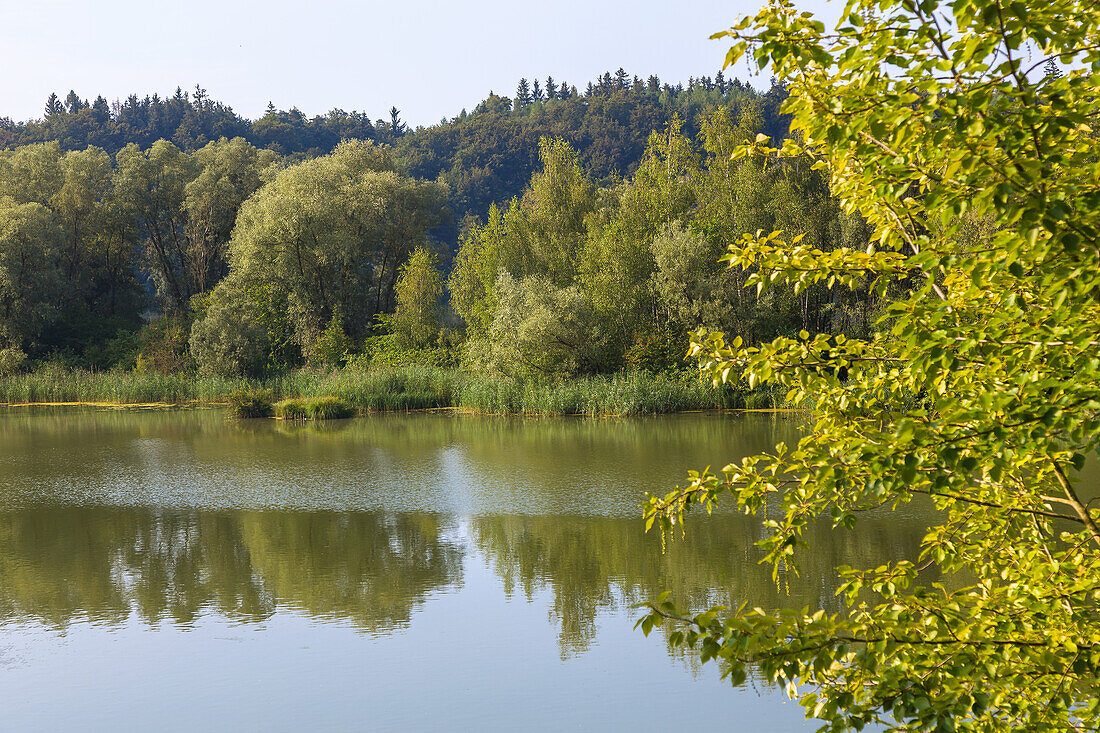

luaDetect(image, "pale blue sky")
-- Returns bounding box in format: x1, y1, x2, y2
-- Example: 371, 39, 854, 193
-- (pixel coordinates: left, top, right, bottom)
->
0, 0, 834, 127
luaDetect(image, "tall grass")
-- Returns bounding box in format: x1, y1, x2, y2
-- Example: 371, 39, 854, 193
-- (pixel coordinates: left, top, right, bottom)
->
276, 364, 456, 411
274, 395, 355, 420
226, 387, 275, 418
454, 371, 746, 416
0, 366, 251, 404
0, 363, 778, 416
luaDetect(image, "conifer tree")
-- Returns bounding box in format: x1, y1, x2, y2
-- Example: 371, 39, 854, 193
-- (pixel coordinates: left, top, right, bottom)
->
44, 93, 63, 118
515, 78, 531, 107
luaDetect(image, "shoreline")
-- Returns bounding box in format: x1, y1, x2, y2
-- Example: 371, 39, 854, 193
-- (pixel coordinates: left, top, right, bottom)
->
0, 365, 788, 417
0, 400, 801, 417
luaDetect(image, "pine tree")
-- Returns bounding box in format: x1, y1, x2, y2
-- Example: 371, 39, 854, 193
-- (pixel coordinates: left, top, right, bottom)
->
532, 78, 542, 102
389, 106, 406, 136
515, 78, 531, 107
44, 93, 64, 118
64, 90, 85, 113
545, 76, 557, 99
91, 95, 110, 124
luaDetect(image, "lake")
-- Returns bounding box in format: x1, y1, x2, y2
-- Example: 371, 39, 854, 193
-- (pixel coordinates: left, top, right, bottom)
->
0, 409, 931, 731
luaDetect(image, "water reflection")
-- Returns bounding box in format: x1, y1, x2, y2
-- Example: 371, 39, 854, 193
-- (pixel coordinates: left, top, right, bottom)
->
0, 409, 930, 652
0, 408, 798, 514
472, 513, 926, 656
0, 508, 462, 633
0, 503, 924, 659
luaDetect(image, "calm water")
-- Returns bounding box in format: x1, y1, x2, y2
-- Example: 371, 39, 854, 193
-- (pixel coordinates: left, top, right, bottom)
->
0, 410, 931, 731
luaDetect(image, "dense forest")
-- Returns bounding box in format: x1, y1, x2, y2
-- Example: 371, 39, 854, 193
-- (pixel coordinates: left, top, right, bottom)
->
0, 68, 855, 379
0, 71, 790, 229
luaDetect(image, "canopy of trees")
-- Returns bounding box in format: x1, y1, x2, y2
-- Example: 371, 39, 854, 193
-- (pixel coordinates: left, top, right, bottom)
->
0, 137, 278, 367
1, 73, 789, 245
450, 115, 870, 378
190, 141, 447, 375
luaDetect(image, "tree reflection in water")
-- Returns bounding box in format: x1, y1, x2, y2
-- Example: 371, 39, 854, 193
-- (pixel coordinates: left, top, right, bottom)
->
471, 513, 930, 659
0, 508, 463, 633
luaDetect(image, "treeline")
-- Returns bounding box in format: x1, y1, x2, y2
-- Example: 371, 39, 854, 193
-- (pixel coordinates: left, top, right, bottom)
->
0, 137, 274, 369
0, 137, 444, 372
0, 72, 863, 385
188, 104, 872, 379
445, 109, 874, 379
0, 71, 789, 231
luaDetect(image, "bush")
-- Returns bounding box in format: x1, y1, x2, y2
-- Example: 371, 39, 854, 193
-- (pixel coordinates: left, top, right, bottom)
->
305, 316, 353, 367
226, 387, 274, 418
0, 346, 27, 375
190, 278, 270, 377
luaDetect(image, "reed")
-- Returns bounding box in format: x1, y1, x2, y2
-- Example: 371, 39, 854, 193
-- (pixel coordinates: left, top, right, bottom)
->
0, 366, 250, 404
274, 395, 355, 420
453, 371, 743, 416
0, 363, 769, 417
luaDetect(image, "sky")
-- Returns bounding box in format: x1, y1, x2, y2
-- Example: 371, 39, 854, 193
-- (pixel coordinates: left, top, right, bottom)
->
0, 0, 836, 128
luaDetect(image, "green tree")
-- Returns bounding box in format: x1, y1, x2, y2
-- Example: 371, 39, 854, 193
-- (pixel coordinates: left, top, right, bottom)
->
482, 271, 608, 378
640, 0, 1100, 730
183, 137, 279, 295
112, 139, 199, 312
192, 140, 445, 370
0, 198, 62, 352
384, 246, 445, 350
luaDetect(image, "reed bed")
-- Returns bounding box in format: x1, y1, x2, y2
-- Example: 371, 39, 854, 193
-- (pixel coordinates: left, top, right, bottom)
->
1, 364, 774, 416
453, 371, 746, 416
0, 367, 251, 404
274, 395, 355, 420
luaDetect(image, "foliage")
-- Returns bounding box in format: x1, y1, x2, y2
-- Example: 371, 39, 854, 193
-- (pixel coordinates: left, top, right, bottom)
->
381, 246, 445, 350
0, 137, 272, 362
3, 73, 790, 247
305, 315, 354, 368
0, 345, 27, 374
226, 387, 274, 419
196, 139, 446, 369
479, 272, 610, 378
450, 116, 863, 375
640, 0, 1100, 730
189, 277, 271, 377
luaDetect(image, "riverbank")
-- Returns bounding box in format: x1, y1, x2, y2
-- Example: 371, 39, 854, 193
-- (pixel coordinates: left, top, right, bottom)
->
0, 364, 783, 417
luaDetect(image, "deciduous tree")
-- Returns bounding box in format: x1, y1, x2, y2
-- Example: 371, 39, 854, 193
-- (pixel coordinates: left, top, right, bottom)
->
640, 0, 1100, 730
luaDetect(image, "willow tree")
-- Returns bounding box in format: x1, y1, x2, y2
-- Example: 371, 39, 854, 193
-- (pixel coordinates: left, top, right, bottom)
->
191, 140, 446, 375
641, 0, 1100, 730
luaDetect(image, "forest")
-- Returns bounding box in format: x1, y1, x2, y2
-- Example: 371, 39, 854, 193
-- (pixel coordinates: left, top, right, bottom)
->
0, 68, 848, 387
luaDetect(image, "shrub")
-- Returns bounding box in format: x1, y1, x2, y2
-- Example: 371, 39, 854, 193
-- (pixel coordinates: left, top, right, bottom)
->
0, 346, 27, 375
190, 278, 270, 377
226, 387, 274, 418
